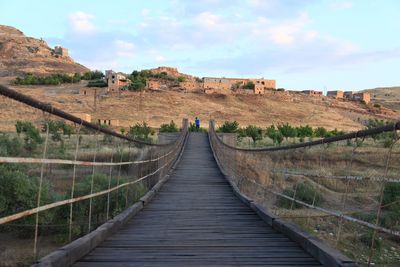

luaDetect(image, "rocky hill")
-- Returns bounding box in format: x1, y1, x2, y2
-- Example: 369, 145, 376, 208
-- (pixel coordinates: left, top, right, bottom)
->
0, 25, 89, 77
363, 86, 400, 111
148, 66, 198, 81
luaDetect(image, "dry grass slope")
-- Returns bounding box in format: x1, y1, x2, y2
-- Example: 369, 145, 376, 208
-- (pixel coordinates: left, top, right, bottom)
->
0, 80, 399, 132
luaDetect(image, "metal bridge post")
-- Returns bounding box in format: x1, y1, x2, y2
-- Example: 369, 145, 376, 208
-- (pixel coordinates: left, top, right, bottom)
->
33, 120, 50, 261
367, 127, 398, 266
106, 143, 115, 220
88, 131, 100, 233
68, 122, 83, 242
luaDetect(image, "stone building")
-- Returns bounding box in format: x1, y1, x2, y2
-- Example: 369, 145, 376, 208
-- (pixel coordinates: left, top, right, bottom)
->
203, 77, 276, 94
97, 119, 120, 127
180, 81, 202, 91
352, 92, 371, 104
302, 90, 323, 96
105, 70, 129, 93
54, 46, 68, 57
327, 90, 344, 99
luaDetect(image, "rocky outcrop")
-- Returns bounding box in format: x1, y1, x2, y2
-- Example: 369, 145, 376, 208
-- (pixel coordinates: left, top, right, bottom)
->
148, 66, 196, 81
0, 25, 89, 77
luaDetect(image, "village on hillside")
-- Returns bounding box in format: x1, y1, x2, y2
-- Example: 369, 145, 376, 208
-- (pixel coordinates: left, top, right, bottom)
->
85, 66, 370, 101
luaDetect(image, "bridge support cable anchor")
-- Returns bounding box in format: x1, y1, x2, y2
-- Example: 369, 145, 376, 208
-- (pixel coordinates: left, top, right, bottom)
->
68, 122, 83, 243
367, 126, 399, 267
33, 120, 50, 261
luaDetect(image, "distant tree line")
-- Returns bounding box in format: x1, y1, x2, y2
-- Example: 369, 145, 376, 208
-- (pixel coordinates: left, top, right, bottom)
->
216, 121, 346, 146
127, 70, 187, 92
14, 71, 104, 86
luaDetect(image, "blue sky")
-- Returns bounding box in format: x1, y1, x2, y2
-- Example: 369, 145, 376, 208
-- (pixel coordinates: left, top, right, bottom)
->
1, 0, 399, 91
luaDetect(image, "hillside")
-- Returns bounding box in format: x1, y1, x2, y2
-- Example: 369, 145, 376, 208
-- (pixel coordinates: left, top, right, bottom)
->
0, 81, 399, 132
363, 86, 400, 111
0, 25, 89, 77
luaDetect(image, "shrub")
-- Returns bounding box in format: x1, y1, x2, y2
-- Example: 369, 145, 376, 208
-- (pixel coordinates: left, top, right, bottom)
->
15, 121, 43, 152
159, 121, 179, 133
360, 231, 382, 251
128, 122, 155, 142
243, 81, 255, 90
87, 79, 107, 87
277, 182, 324, 209
382, 183, 400, 213
217, 121, 239, 133
0, 165, 55, 237
82, 70, 104, 80
0, 134, 23, 156
374, 103, 381, 108
189, 122, 207, 132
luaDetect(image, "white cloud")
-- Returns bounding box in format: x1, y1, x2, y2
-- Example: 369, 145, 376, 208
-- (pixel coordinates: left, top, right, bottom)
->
115, 40, 136, 58
69, 11, 96, 34
148, 49, 166, 64
252, 13, 312, 45
141, 9, 150, 16
331, 1, 354, 10
196, 12, 221, 29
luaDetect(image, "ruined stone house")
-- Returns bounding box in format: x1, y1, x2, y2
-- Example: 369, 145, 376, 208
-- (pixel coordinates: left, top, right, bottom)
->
105, 70, 129, 93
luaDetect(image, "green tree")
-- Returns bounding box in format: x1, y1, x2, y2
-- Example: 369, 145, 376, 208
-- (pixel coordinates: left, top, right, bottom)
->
277, 123, 297, 141
128, 122, 154, 142
296, 125, 313, 138
266, 125, 283, 145
244, 125, 262, 144
314, 127, 328, 138
218, 121, 239, 133
177, 76, 186, 82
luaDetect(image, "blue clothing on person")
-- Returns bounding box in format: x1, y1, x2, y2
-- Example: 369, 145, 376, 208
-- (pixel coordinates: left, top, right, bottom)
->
195, 117, 200, 129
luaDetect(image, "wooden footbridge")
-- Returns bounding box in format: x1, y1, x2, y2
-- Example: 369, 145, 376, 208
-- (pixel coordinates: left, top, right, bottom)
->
72, 133, 323, 266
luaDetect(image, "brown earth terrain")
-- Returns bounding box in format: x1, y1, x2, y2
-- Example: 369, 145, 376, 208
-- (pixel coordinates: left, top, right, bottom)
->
0, 25, 89, 76
364, 86, 400, 111
0, 78, 399, 133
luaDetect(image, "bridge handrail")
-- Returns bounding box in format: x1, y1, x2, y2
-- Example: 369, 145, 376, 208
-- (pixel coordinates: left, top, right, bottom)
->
0, 85, 189, 263
209, 119, 400, 265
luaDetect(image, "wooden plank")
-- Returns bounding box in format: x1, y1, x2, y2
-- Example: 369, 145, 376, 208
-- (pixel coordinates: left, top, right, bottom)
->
73, 133, 321, 266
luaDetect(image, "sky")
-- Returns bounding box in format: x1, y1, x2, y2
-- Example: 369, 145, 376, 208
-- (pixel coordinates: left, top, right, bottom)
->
1, 0, 400, 91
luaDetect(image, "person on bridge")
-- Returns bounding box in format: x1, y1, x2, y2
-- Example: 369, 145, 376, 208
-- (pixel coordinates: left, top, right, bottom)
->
195, 117, 200, 130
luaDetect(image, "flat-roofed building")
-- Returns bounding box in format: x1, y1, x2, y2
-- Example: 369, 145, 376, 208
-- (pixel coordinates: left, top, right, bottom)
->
327, 90, 344, 99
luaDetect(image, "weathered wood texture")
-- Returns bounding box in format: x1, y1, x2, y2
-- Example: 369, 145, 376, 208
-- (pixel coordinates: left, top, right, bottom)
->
74, 133, 321, 266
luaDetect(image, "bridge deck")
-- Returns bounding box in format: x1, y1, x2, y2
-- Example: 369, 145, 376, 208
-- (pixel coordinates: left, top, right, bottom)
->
74, 133, 321, 266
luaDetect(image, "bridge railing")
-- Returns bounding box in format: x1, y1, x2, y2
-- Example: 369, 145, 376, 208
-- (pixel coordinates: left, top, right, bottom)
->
0, 85, 188, 266
209, 120, 400, 266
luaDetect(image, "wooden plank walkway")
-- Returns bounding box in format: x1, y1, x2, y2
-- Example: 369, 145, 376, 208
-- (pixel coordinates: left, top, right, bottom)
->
74, 133, 322, 267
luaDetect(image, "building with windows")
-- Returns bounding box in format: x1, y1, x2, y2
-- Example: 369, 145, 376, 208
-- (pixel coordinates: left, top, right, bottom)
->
105, 70, 129, 93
